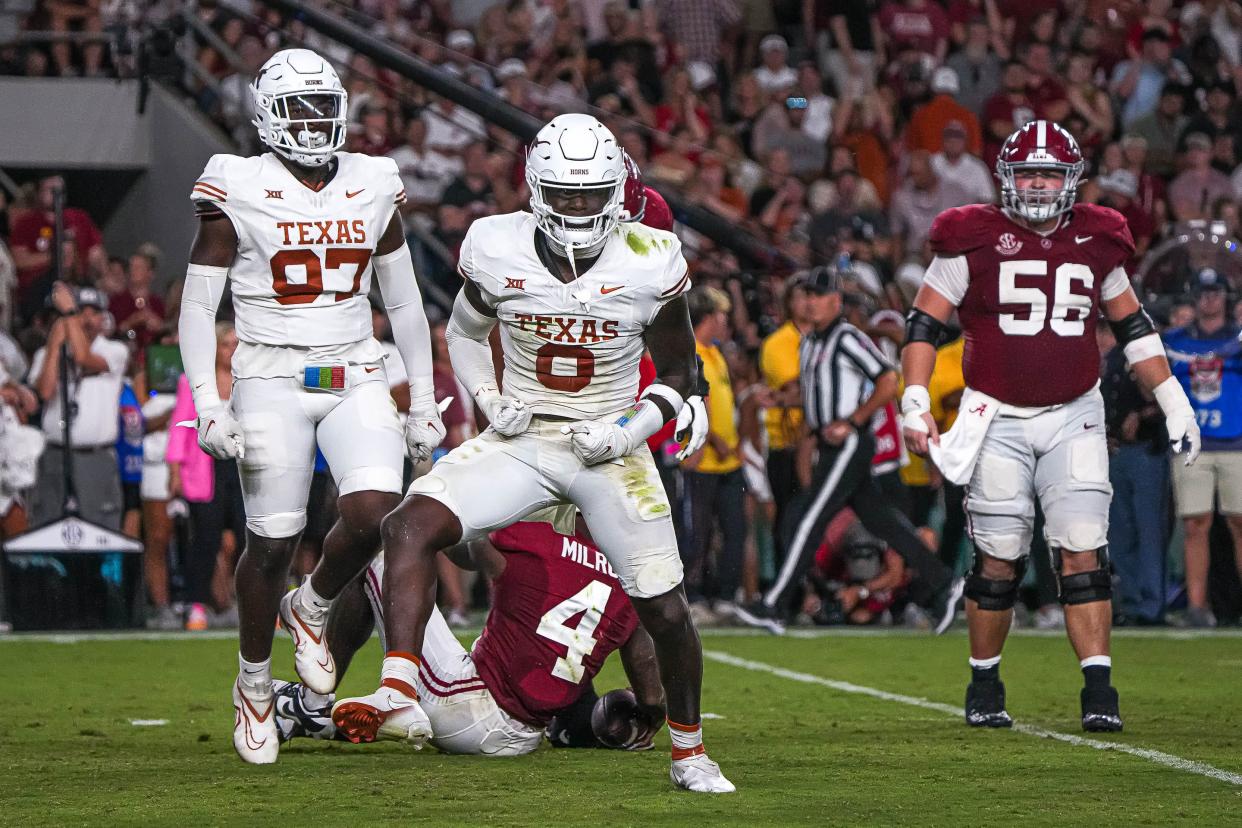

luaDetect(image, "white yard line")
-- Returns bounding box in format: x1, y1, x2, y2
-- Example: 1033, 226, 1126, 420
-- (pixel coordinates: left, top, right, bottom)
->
3, 627, 1242, 643
704, 650, 1242, 787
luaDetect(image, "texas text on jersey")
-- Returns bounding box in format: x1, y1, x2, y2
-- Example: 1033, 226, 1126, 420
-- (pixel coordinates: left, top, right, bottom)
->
471, 520, 639, 728
457, 212, 689, 420
927, 202, 1135, 407
191, 151, 406, 350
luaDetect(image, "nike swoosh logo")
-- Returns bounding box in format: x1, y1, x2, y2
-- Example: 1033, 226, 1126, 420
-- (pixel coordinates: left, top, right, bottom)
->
1084, 423, 1097, 430
346, 189, 365, 198
1075, 235, 1093, 244
365, 366, 380, 373
600, 285, 623, 294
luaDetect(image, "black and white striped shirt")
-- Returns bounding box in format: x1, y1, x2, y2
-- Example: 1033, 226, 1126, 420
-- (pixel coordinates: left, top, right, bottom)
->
799, 319, 894, 430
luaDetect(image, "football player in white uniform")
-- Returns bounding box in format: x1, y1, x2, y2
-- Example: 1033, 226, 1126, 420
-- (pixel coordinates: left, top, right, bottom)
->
178, 48, 444, 764
333, 114, 732, 793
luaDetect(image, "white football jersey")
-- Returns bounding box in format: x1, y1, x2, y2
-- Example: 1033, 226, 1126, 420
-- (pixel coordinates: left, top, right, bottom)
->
191, 151, 406, 348
459, 212, 691, 420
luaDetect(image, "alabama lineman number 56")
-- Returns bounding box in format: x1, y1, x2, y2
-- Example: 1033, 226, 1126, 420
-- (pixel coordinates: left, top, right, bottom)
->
900, 121, 1199, 732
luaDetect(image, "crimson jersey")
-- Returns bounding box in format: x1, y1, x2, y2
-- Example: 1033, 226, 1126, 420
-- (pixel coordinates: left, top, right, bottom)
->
471, 521, 639, 728
928, 203, 1135, 407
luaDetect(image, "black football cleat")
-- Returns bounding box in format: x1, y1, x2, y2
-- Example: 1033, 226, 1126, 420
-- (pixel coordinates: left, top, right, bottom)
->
732, 601, 786, 635
273, 679, 338, 742
1081, 685, 1123, 733
965, 680, 1013, 728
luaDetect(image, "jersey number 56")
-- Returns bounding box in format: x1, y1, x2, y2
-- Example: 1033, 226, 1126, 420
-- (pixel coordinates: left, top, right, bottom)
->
998, 260, 1094, 337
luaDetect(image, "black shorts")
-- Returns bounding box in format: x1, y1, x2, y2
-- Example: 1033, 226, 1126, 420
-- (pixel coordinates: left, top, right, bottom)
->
122, 481, 141, 513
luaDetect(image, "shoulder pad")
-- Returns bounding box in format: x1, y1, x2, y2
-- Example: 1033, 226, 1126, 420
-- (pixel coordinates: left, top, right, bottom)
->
1073, 204, 1136, 266
190, 154, 235, 206
928, 204, 1004, 257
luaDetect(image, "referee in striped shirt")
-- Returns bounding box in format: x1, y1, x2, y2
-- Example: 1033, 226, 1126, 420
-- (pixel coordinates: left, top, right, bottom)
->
736, 267, 962, 634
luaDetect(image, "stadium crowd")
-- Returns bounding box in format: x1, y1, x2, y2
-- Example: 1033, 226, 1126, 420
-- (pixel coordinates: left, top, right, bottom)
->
2, 0, 1242, 630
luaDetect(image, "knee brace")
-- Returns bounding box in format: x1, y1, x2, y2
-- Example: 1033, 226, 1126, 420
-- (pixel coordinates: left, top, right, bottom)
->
964, 556, 1026, 611
246, 509, 307, 539
1053, 547, 1113, 605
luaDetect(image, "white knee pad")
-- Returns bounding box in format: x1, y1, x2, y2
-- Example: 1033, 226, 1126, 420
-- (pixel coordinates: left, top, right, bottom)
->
616, 545, 684, 599
337, 466, 403, 497
246, 509, 307, 539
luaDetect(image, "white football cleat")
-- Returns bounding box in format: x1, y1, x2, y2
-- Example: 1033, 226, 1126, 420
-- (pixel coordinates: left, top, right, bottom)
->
331, 683, 433, 747
232, 680, 279, 764
670, 753, 736, 793
279, 586, 337, 695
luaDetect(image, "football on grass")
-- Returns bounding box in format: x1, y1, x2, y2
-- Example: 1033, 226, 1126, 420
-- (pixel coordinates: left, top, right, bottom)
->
590, 688, 640, 748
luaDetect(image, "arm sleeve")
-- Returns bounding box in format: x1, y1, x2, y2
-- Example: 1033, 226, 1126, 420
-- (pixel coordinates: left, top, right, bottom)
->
177, 264, 229, 412
921, 255, 970, 305
444, 288, 500, 400
373, 242, 436, 413
1100, 266, 1131, 302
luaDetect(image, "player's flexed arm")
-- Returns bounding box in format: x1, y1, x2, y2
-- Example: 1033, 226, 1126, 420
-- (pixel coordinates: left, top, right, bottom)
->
900, 283, 957, 456
1102, 287, 1200, 464
562, 295, 697, 464
371, 215, 444, 461
180, 204, 245, 459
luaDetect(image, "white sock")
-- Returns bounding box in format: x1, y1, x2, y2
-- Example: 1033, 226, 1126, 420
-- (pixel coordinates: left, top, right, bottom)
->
969, 655, 1002, 669
1080, 655, 1111, 669
297, 576, 333, 616
238, 655, 272, 694
300, 687, 332, 710
380, 652, 421, 698
668, 718, 704, 760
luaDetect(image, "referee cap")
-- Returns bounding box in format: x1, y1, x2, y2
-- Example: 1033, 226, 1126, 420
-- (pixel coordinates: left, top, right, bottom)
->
804, 265, 843, 295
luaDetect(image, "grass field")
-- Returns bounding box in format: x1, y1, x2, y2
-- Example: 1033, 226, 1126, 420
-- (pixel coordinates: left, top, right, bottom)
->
3, 627, 1241, 827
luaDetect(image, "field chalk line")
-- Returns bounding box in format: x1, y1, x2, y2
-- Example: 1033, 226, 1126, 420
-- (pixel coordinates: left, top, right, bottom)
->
704, 650, 1242, 788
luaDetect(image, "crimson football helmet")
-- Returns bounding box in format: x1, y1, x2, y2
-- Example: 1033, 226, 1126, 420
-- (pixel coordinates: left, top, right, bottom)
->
619, 150, 647, 223
995, 120, 1084, 224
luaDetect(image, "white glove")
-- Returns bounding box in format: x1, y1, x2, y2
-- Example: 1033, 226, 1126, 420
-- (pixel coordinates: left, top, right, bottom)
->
194, 405, 245, 460
674, 395, 708, 461
404, 401, 447, 463
561, 420, 639, 465
1153, 377, 1201, 465
480, 392, 532, 437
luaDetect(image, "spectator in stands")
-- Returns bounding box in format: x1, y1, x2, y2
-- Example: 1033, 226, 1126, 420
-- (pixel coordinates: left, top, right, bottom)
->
28, 284, 127, 529
9, 175, 105, 312
879, 0, 950, 65
655, 0, 742, 66
906, 66, 982, 157
46, 0, 105, 77
1111, 28, 1188, 129
945, 17, 1002, 116
753, 34, 796, 95
810, 0, 881, 100
388, 117, 459, 217
441, 141, 497, 219
421, 95, 486, 155
1128, 84, 1189, 178
1065, 52, 1114, 147
1020, 41, 1068, 124
752, 95, 827, 179
889, 150, 968, 263
1163, 269, 1242, 628
1101, 321, 1169, 626
793, 61, 835, 144
1169, 132, 1233, 222
1183, 79, 1240, 159
1094, 170, 1154, 269
110, 244, 166, 352
683, 286, 745, 622
982, 60, 1037, 164
930, 121, 994, 205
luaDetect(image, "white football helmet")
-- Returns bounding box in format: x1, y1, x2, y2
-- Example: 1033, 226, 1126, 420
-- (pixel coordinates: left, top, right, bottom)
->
525, 114, 626, 260
251, 48, 347, 168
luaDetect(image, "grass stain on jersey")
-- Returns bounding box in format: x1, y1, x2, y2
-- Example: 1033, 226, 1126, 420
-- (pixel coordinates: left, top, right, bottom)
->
625, 231, 651, 256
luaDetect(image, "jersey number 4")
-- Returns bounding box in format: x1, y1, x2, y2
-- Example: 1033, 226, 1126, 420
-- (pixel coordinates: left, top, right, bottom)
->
998, 261, 1094, 337
536, 580, 612, 683
270, 248, 371, 306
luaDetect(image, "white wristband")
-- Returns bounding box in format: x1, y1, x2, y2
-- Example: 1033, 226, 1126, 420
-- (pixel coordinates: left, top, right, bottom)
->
1123, 333, 1165, 366
901, 385, 931, 415
1153, 376, 1192, 417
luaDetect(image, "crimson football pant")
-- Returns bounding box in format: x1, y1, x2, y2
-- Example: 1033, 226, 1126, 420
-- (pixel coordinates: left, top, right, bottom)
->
761, 430, 950, 617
